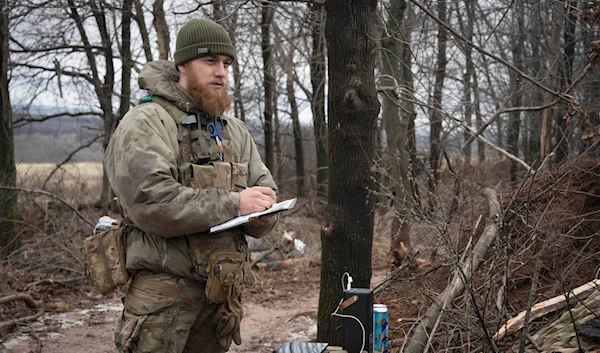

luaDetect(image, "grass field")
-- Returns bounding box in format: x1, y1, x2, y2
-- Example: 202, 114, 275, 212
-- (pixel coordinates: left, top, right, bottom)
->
16, 162, 104, 205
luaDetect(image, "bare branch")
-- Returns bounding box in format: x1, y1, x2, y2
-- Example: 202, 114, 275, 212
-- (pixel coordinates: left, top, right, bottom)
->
14, 62, 93, 84
408, 0, 571, 103
13, 111, 101, 127
42, 135, 103, 189
0, 186, 95, 227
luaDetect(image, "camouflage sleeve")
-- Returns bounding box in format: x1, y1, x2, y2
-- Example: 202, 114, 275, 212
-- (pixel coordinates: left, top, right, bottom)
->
226, 117, 278, 238
105, 104, 239, 237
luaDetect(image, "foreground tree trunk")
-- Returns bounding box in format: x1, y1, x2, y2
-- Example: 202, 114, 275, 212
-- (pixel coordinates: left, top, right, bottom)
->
317, 0, 380, 345
0, 0, 18, 255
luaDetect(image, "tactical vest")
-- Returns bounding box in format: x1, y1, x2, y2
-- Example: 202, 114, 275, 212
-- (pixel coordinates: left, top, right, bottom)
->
141, 95, 249, 280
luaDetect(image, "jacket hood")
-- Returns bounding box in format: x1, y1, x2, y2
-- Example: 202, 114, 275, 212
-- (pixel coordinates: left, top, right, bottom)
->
138, 60, 194, 112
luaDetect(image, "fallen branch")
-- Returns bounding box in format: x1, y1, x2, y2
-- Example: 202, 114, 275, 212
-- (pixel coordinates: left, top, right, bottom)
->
403, 188, 501, 353
493, 278, 600, 342
0, 294, 61, 329
0, 294, 69, 329
25, 275, 87, 292
250, 247, 278, 268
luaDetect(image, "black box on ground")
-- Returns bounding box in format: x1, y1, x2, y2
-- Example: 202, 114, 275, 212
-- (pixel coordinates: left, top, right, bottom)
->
342, 288, 373, 353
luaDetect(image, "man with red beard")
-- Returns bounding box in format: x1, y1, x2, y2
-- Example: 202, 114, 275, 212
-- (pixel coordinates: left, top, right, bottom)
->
105, 18, 278, 353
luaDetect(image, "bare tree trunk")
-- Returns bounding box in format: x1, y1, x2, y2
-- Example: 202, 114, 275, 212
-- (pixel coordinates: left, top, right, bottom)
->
133, 0, 152, 62
473, 65, 485, 163
153, 0, 169, 60
67, 0, 116, 212
401, 6, 420, 204
540, 4, 563, 160
228, 10, 245, 122
459, 0, 474, 165
285, 26, 305, 197
0, 0, 18, 255
507, 2, 524, 182
309, 3, 328, 197
119, 0, 133, 120
380, 0, 413, 264
317, 0, 379, 345
261, 2, 275, 170
273, 70, 281, 183
555, 0, 577, 162
427, 0, 447, 211
525, 2, 543, 164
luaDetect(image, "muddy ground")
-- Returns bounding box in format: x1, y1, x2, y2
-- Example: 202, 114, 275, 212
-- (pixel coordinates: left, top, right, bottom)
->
1, 265, 389, 353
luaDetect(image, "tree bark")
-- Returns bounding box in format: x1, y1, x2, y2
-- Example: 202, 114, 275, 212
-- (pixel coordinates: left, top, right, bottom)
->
67, 0, 116, 212
309, 3, 328, 197
0, 0, 18, 255
555, 0, 577, 162
401, 5, 420, 205
317, 0, 380, 346
427, 0, 447, 211
473, 65, 485, 163
540, 3, 563, 160
459, 0, 475, 165
380, 0, 413, 264
153, 0, 169, 60
507, 2, 524, 182
133, 0, 153, 62
229, 10, 245, 122
261, 2, 275, 171
285, 25, 305, 197
119, 0, 133, 120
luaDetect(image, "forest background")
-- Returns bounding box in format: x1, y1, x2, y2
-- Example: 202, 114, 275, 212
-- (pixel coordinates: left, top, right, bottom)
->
2, 0, 600, 352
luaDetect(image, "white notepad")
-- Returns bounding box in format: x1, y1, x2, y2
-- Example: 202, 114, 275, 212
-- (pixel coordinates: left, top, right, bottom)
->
209, 198, 297, 233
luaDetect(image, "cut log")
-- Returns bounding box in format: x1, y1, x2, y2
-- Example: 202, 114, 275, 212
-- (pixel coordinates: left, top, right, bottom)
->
493, 278, 600, 342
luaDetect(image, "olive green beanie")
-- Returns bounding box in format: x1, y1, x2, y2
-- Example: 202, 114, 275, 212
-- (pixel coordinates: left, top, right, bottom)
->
174, 18, 235, 66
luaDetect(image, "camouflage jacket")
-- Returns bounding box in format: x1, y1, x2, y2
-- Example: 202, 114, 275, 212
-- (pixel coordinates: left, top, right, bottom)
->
104, 60, 277, 279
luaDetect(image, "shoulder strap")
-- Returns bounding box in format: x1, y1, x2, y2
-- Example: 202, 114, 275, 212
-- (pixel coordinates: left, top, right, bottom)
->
139, 94, 235, 164
139, 94, 192, 164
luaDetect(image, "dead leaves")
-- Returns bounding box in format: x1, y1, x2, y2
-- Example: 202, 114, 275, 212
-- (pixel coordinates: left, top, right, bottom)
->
572, 3, 600, 30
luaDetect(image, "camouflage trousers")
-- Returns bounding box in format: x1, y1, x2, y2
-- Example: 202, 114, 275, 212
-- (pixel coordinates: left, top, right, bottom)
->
114, 271, 225, 353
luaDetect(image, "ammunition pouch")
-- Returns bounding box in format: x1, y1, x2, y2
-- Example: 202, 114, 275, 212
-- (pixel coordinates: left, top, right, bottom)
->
85, 222, 130, 294
179, 161, 248, 190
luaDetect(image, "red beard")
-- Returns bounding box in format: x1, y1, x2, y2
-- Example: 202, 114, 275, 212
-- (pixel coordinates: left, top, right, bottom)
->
187, 77, 232, 116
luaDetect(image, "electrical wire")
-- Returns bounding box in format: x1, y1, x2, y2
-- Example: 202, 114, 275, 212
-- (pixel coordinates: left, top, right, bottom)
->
332, 273, 366, 353
332, 298, 366, 353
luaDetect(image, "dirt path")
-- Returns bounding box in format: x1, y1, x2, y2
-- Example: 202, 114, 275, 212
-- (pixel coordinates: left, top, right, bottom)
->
1, 271, 321, 353
1, 268, 388, 353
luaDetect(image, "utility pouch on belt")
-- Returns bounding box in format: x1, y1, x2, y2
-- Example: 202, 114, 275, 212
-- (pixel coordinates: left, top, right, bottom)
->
205, 249, 244, 304
85, 222, 129, 294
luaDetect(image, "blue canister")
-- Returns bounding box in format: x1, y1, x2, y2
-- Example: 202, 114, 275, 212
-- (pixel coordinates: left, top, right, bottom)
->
373, 304, 389, 353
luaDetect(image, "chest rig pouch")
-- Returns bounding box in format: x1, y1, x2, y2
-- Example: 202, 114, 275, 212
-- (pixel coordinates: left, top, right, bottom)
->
143, 95, 249, 303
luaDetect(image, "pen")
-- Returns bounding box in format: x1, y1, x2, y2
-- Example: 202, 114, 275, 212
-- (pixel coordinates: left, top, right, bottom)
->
235, 183, 277, 201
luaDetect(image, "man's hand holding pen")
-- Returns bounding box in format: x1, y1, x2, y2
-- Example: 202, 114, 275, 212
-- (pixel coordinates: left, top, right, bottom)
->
237, 184, 277, 227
